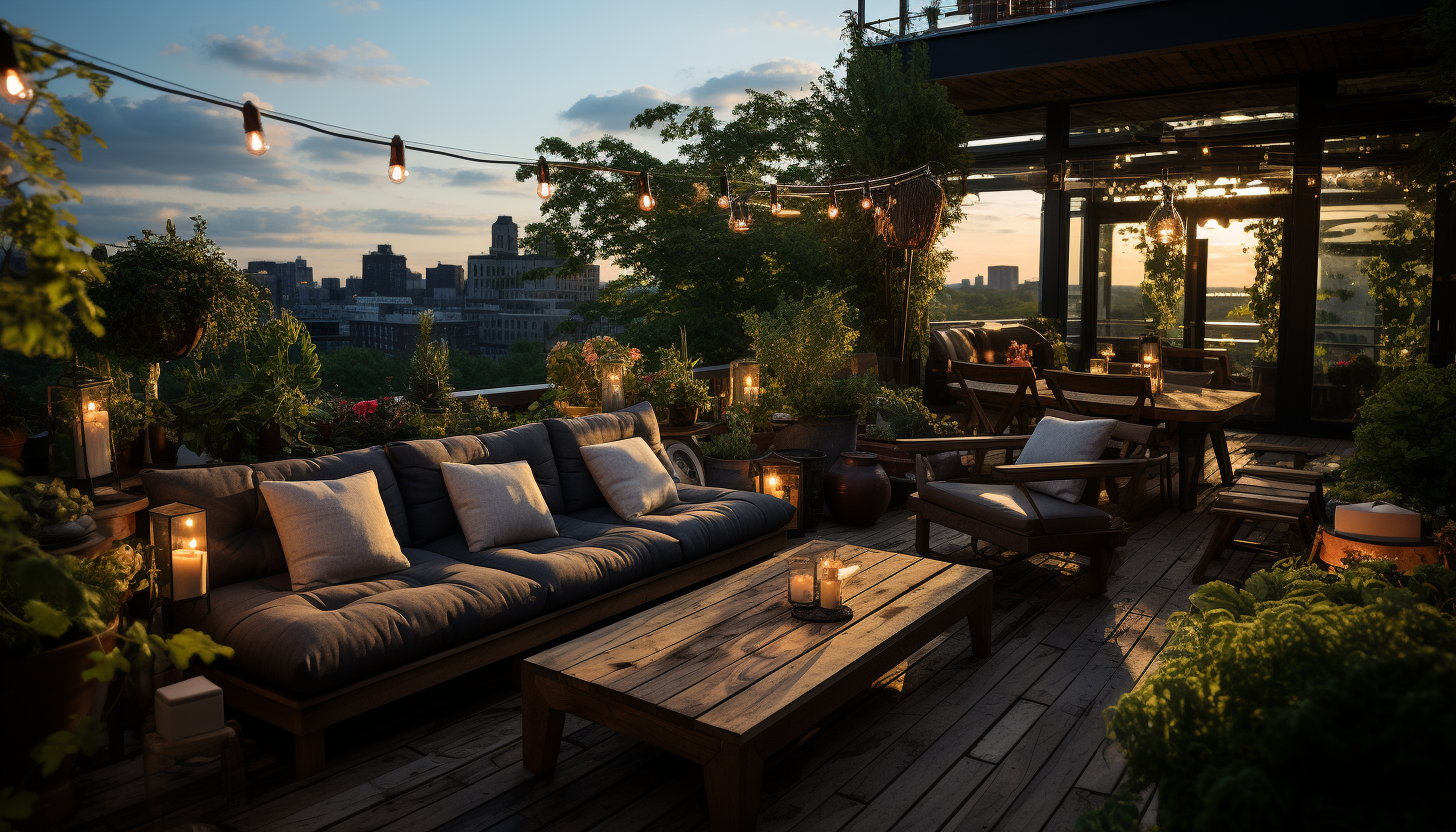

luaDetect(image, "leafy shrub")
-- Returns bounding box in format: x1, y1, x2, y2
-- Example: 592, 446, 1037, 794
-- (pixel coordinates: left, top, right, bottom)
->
1081, 561, 1456, 832
1328, 364, 1456, 517
700, 408, 756, 460
743, 289, 860, 419
863, 386, 958, 440
641, 346, 712, 411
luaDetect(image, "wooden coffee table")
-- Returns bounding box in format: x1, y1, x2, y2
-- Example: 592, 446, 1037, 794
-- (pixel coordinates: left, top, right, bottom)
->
521, 540, 993, 831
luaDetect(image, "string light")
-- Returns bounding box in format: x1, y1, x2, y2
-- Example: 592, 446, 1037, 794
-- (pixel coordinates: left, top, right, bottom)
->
827, 189, 839, 219
0, 29, 31, 104
241, 100, 267, 156
388, 135, 407, 184
1201, 146, 1210, 156
860, 184, 873, 210
770, 184, 782, 216
637, 171, 655, 211
729, 200, 751, 232
717, 174, 731, 209
536, 156, 553, 199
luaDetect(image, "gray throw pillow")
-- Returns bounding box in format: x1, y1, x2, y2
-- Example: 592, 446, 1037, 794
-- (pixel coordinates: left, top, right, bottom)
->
257, 470, 411, 592
1015, 416, 1117, 503
579, 437, 680, 520
440, 461, 558, 551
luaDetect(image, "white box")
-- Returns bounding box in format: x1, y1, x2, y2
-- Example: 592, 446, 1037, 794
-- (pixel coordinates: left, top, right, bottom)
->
155, 676, 224, 741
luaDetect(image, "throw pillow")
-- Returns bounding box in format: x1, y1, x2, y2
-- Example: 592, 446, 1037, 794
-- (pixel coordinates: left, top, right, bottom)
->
258, 470, 411, 592
440, 461, 559, 551
579, 437, 680, 520
1014, 416, 1118, 503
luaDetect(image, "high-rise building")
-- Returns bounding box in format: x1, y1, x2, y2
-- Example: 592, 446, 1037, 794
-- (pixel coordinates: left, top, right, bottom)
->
361, 245, 410, 297
489, 216, 518, 255
466, 218, 602, 354
246, 257, 313, 310
425, 262, 465, 297
975, 274, 984, 287
960, 278, 970, 290
988, 265, 1019, 290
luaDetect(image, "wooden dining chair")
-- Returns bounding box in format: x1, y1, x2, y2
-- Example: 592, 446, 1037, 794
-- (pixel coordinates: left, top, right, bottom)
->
949, 361, 1041, 475
1042, 370, 1171, 505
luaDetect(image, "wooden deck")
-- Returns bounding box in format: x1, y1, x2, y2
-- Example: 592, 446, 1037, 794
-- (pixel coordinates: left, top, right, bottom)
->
66, 430, 1351, 832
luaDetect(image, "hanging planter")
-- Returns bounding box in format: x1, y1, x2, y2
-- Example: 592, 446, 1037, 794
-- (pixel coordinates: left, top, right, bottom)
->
876, 175, 945, 251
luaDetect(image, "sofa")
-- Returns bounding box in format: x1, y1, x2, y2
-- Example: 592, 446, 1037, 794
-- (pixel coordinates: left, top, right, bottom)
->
925, 324, 1053, 405
140, 402, 796, 776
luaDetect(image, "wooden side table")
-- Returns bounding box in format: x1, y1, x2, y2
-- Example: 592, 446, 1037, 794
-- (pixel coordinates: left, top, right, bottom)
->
143, 719, 245, 815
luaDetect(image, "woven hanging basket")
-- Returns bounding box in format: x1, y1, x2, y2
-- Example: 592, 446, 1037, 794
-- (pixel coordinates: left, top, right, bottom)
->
875, 175, 945, 250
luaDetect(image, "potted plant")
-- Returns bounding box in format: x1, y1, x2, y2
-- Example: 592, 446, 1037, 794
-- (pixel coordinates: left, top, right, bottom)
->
699, 407, 759, 490
546, 337, 642, 416
858, 387, 960, 484
405, 311, 456, 415
642, 334, 713, 426
0, 374, 32, 462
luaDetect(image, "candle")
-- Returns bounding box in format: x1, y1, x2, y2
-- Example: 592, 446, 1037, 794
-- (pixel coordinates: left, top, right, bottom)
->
73, 402, 112, 478
1089, 359, 1107, 375
172, 541, 207, 600
790, 574, 815, 604
766, 474, 784, 500
820, 576, 842, 609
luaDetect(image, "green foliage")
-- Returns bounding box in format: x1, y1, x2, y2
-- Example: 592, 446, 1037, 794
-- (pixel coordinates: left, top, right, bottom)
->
743, 288, 860, 419
102, 364, 173, 462
641, 345, 712, 411
928, 282, 1039, 323
1025, 315, 1068, 369
9, 478, 91, 530
1361, 190, 1433, 371
172, 312, 324, 460
518, 34, 974, 362
863, 386, 958, 440
0, 538, 139, 657
1233, 218, 1283, 363
1083, 561, 1456, 832
320, 347, 408, 399
0, 22, 110, 360
1121, 224, 1184, 336
82, 217, 267, 364
406, 312, 455, 411
700, 407, 756, 460
1328, 364, 1456, 517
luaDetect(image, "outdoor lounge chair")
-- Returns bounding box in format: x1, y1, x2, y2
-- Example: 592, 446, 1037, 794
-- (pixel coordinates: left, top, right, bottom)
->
897, 412, 1164, 595
949, 361, 1041, 474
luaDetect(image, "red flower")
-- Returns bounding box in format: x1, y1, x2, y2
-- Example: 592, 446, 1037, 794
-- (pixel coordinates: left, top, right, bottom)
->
353, 400, 379, 417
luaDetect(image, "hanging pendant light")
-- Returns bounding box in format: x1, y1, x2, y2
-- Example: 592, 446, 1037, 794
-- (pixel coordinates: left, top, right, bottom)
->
827, 189, 839, 219
241, 101, 268, 156
0, 28, 32, 104
717, 174, 731, 209
536, 156, 553, 199
1146, 181, 1184, 245
388, 135, 408, 184
859, 183, 873, 211
637, 171, 655, 211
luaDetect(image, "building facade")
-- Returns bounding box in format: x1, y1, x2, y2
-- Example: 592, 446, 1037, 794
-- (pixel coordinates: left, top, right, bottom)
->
466, 216, 602, 355
425, 262, 466, 297
987, 265, 1019, 290
361, 245, 411, 297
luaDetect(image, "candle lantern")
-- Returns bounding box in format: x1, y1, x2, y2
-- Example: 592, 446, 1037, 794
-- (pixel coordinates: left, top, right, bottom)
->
757, 452, 803, 529
1138, 334, 1165, 394
48, 366, 116, 493
1098, 343, 1115, 361
776, 448, 826, 531
1089, 359, 1108, 374
149, 502, 209, 603
729, 358, 761, 407
599, 359, 625, 412
787, 550, 818, 608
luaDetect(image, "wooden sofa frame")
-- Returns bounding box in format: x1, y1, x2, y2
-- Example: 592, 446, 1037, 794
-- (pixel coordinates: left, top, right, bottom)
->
200, 526, 791, 778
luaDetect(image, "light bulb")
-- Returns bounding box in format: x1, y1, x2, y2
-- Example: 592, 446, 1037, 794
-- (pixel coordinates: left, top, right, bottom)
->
3, 67, 30, 103
241, 101, 267, 156
637, 171, 655, 212
770, 184, 781, 216
536, 156, 552, 199
538, 180, 554, 199
717, 174, 731, 208
827, 203, 839, 219
185, 518, 194, 528
860, 185, 872, 210
388, 135, 407, 184
389, 164, 407, 183
717, 195, 731, 209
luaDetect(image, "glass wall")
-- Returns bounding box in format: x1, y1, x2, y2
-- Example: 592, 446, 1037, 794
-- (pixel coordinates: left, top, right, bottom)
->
934, 189, 1044, 324
1197, 218, 1279, 417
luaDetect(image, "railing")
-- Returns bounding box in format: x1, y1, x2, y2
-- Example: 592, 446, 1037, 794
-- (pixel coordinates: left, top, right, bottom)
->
861, 0, 1146, 42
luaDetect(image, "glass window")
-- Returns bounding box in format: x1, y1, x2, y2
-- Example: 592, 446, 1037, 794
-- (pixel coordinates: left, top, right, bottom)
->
934, 190, 1044, 325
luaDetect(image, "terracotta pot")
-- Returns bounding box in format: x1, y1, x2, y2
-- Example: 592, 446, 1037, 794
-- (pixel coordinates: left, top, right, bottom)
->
825, 451, 891, 526
0, 623, 119, 828
666, 406, 701, 427
0, 427, 28, 461
704, 456, 755, 491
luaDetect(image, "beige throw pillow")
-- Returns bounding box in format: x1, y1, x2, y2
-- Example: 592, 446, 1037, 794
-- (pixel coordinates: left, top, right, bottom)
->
1014, 416, 1117, 503
579, 437, 680, 520
440, 461, 559, 551
258, 470, 411, 592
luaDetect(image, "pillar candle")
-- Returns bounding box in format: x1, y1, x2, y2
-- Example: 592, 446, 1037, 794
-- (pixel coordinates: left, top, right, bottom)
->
73, 407, 112, 478
820, 577, 842, 609
172, 545, 207, 600
790, 574, 815, 604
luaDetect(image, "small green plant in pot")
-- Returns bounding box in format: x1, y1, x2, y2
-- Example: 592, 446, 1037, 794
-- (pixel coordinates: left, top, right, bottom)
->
642, 337, 712, 426
859, 387, 959, 486
699, 408, 758, 490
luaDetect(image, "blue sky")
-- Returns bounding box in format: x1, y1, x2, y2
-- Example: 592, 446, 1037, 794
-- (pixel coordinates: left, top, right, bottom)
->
7, 1, 1041, 285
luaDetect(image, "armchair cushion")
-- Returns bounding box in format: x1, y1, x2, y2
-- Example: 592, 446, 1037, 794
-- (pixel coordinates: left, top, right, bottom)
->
1015, 416, 1117, 502
918, 481, 1111, 535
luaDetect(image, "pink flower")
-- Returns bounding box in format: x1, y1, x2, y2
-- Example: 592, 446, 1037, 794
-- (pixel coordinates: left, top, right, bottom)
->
353, 400, 379, 417
629, 348, 642, 361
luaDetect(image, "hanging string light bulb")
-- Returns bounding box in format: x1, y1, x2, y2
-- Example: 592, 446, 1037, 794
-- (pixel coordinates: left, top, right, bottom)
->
717, 174, 732, 209
0, 28, 33, 104
536, 156, 553, 199
637, 171, 655, 211
827, 189, 840, 219
729, 200, 751, 232
1145, 178, 1185, 245
241, 100, 268, 156
388, 135, 408, 184
860, 183, 873, 211
770, 184, 782, 216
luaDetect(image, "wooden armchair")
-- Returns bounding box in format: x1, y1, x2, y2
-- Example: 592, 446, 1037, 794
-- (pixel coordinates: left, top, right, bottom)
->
896, 416, 1164, 596
1043, 370, 1172, 505
949, 361, 1041, 475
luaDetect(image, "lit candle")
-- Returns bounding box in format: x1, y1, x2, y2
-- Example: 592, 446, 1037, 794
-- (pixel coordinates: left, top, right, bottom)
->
73, 401, 112, 478
172, 539, 207, 600
820, 573, 842, 609
766, 474, 783, 500
790, 574, 815, 604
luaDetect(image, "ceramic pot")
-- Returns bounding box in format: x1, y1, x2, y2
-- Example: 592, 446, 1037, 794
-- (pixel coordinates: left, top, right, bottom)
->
825, 451, 891, 526
704, 456, 755, 491
0, 427, 28, 461
772, 415, 857, 465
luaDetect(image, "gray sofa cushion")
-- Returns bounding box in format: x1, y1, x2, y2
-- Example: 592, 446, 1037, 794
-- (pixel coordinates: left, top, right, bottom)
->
476, 422, 564, 514
385, 435, 488, 546
420, 522, 682, 611
174, 549, 546, 695
569, 484, 796, 560
545, 401, 673, 513
141, 466, 279, 588
253, 447, 410, 545
918, 481, 1110, 535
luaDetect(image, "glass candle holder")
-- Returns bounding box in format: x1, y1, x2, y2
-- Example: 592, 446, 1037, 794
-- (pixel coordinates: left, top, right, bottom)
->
149, 502, 209, 603
1089, 358, 1108, 374
788, 550, 818, 608
599, 359, 625, 412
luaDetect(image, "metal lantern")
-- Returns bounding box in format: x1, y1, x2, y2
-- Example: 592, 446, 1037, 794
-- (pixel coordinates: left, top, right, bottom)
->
149, 502, 208, 603
729, 359, 761, 407
1139, 333, 1165, 394
777, 448, 826, 531
48, 367, 115, 493
599, 359, 625, 412
757, 452, 803, 529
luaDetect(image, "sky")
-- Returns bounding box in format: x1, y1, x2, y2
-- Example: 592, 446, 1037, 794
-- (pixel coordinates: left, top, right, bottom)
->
7, 0, 1040, 285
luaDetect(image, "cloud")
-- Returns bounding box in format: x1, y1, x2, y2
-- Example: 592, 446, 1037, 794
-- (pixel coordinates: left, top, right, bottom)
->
560, 86, 671, 131
203, 27, 425, 85
685, 59, 820, 108
159, 42, 187, 57
332, 0, 381, 12
760, 12, 840, 38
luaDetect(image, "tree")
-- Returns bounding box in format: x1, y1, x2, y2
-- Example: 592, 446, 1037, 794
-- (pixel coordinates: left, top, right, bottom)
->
405, 311, 454, 411
516, 30, 975, 364
0, 22, 110, 359
1362, 190, 1433, 372
319, 347, 408, 399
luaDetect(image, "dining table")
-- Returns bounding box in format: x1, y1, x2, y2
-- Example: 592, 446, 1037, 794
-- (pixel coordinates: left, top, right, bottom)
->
955, 378, 1261, 510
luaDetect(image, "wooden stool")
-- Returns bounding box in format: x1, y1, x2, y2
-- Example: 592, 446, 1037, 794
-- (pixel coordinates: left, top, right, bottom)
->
1234, 465, 1327, 524
143, 719, 245, 816
1243, 441, 1312, 471
1193, 487, 1315, 586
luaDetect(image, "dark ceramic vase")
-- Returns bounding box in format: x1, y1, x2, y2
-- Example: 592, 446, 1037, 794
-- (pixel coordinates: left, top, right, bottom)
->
825, 451, 891, 526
